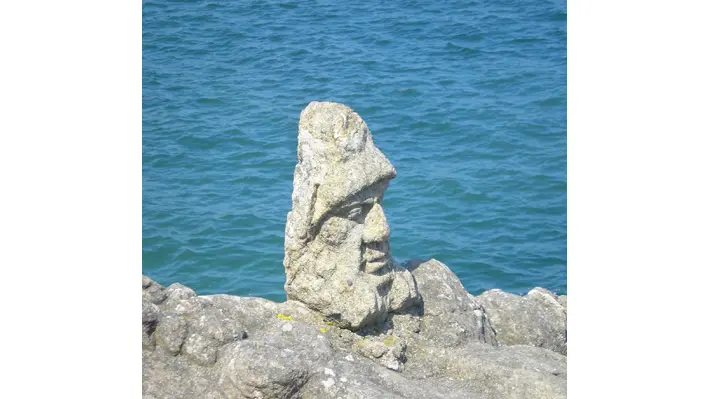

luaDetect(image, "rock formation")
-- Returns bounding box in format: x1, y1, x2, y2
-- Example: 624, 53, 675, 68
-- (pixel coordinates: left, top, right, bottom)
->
143, 261, 567, 399
142, 101, 568, 398
477, 287, 568, 355
283, 101, 419, 330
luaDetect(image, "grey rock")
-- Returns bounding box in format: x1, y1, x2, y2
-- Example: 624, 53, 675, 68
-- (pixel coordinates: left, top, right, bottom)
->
477, 287, 567, 355
283, 101, 420, 330
143, 275, 167, 304
404, 341, 567, 398
154, 314, 188, 355
163, 282, 197, 310
143, 273, 567, 399
145, 279, 249, 365
388, 264, 420, 311
326, 326, 408, 371
405, 258, 498, 347
202, 294, 278, 337
183, 333, 219, 366
357, 335, 407, 371
219, 341, 311, 399
558, 294, 567, 312
142, 296, 159, 350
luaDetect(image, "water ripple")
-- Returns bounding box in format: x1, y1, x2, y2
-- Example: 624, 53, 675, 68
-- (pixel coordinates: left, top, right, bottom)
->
143, 0, 567, 300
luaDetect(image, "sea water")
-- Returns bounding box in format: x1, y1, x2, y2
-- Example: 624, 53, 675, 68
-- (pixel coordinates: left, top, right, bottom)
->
143, 0, 567, 301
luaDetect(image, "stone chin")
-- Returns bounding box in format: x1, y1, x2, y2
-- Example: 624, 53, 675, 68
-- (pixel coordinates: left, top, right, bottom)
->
285, 270, 393, 331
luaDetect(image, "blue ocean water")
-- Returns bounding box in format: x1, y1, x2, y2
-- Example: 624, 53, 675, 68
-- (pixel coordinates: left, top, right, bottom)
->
143, 0, 567, 301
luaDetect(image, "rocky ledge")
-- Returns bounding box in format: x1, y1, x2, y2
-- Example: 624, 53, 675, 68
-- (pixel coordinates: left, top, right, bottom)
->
143, 259, 567, 399
143, 102, 567, 398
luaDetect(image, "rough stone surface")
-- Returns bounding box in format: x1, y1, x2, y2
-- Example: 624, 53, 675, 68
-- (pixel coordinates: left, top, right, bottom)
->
558, 294, 567, 312
477, 287, 567, 355
405, 258, 498, 347
283, 101, 420, 330
143, 271, 566, 399
143, 101, 567, 398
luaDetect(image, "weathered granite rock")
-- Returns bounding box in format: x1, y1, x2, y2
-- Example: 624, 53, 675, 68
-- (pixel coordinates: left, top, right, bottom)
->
558, 294, 567, 312
142, 296, 159, 350
283, 101, 420, 330
143, 280, 249, 368
142, 275, 567, 399
404, 258, 498, 347
477, 287, 567, 355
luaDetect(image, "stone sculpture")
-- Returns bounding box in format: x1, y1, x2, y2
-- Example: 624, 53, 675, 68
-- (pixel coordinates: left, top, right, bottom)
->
283, 101, 420, 330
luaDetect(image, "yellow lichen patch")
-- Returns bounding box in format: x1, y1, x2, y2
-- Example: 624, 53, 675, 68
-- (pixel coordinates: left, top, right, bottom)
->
320, 327, 327, 333
277, 313, 293, 321
383, 336, 397, 346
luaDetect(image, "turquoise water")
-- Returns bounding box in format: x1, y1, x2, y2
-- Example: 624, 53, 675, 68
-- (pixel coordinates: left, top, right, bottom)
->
143, 0, 567, 301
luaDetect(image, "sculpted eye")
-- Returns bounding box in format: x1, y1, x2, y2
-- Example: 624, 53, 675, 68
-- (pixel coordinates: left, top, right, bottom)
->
346, 206, 362, 220
320, 217, 350, 245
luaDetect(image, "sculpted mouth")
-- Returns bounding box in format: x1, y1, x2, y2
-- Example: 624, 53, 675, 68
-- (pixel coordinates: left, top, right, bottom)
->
365, 252, 387, 262
362, 240, 392, 274
363, 255, 390, 274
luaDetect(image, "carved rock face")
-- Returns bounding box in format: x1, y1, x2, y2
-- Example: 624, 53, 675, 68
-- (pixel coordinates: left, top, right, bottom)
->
284, 101, 419, 330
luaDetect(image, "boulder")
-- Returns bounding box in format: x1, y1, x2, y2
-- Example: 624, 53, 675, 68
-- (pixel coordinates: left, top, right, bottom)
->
405, 259, 498, 347
477, 287, 567, 355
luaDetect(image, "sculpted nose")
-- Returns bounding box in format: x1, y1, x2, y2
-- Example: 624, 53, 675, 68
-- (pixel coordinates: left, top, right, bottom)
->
362, 203, 390, 243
